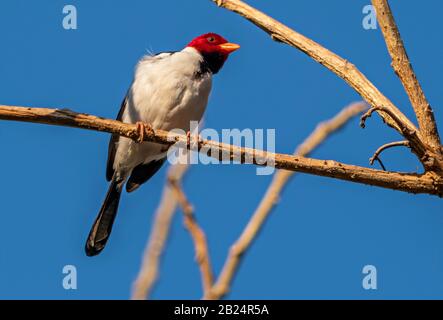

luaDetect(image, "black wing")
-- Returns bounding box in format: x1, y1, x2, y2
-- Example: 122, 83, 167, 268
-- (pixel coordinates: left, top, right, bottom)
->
126, 158, 166, 193
106, 94, 127, 181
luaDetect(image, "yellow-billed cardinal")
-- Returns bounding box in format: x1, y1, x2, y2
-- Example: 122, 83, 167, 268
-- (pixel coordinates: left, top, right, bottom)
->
85, 33, 240, 256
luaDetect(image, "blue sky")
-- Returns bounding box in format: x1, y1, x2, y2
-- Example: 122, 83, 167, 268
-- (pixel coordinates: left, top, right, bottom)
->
0, 0, 442, 299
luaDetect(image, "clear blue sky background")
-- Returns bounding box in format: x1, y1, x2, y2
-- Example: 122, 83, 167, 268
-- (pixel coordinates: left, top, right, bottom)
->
1, 0, 442, 299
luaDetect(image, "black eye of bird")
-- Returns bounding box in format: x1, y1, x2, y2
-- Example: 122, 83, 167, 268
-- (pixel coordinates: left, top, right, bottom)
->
207, 36, 215, 43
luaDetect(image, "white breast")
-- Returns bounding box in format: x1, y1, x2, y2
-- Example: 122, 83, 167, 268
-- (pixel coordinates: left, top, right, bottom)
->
113, 47, 212, 176
124, 47, 212, 131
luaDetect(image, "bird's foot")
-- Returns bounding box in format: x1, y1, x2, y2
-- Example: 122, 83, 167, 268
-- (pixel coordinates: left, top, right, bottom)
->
135, 121, 154, 143
186, 131, 203, 150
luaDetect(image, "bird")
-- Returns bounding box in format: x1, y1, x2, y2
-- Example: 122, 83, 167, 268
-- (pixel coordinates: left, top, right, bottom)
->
85, 33, 240, 256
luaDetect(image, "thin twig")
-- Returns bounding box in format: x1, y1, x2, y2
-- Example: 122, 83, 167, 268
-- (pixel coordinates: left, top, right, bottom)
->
372, 0, 441, 149
205, 102, 367, 299
131, 162, 188, 300
168, 177, 214, 296
0, 105, 441, 196
360, 106, 396, 129
373, 158, 386, 172
360, 105, 425, 156
369, 141, 411, 170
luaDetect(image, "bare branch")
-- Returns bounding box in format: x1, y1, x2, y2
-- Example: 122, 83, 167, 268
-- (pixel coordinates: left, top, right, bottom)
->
369, 141, 411, 170
210, 0, 429, 157
131, 163, 188, 300
372, 0, 441, 149
205, 102, 386, 299
360, 105, 443, 171
360, 106, 422, 149
0, 105, 441, 196
168, 177, 214, 296
360, 105, 405, 130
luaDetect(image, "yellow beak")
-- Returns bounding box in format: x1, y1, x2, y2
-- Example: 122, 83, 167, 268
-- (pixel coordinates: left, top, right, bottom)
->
218, 43, 241, 53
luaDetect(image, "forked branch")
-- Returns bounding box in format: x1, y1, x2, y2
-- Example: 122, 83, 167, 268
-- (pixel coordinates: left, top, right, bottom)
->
372, 0, 441, 149
211, 0, 427, 154
205, 102, 419, 299
210, 0, 443, 172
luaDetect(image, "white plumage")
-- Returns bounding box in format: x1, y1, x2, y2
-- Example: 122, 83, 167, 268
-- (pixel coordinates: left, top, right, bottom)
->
114, 47, 212, 180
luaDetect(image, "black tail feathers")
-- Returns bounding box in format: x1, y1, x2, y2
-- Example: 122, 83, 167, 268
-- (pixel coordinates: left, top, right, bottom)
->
85, 178, 122, 256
